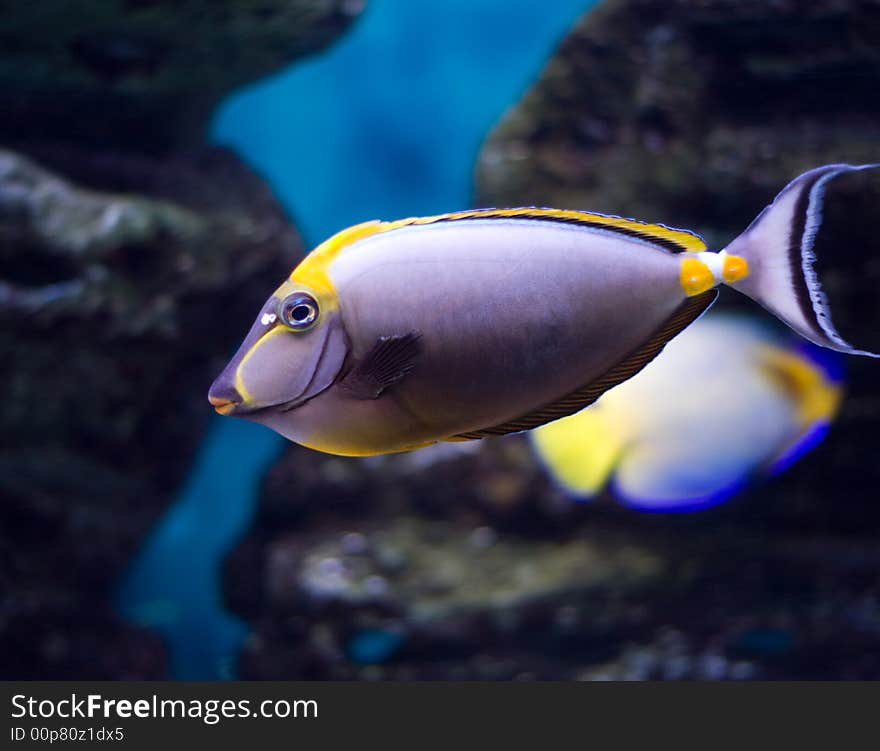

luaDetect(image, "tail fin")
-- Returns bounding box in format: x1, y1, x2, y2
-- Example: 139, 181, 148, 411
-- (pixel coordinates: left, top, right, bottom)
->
723, 163, 880, 358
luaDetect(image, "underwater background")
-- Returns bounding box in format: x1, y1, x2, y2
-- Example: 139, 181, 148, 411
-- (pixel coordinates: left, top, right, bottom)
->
2, 0, 880, 680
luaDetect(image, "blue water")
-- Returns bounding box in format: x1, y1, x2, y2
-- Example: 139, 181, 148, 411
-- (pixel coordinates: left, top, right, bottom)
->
119, 420, 279, 679
118, 0, 595, 679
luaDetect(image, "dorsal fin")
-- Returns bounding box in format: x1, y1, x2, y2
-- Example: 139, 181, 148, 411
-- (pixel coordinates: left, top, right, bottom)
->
416, 206, 706, 253
384, 208, 707, 255
450, 290, 718, 441
304, 208, 707, 265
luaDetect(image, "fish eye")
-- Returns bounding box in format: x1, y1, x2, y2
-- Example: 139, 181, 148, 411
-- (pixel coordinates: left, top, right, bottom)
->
278, 292, 319, 330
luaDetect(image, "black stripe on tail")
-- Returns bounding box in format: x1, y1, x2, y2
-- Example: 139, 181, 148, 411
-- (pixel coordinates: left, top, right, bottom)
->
726, 163, 880, 358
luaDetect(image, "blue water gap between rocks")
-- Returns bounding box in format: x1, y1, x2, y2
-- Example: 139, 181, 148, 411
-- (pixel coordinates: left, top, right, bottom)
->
118, 0, 595, 680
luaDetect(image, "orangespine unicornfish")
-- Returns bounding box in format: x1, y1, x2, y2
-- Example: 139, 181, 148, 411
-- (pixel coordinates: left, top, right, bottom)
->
530, 313, 844, 511
208, 164, 879, 457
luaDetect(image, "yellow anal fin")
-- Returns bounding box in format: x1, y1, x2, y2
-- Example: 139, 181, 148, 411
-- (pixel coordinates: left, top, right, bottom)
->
530, 405, 626, 498
453, 289, 718, 440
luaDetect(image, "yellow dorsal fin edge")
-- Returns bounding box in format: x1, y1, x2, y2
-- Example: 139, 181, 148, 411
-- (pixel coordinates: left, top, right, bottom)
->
291, 209, 708, 290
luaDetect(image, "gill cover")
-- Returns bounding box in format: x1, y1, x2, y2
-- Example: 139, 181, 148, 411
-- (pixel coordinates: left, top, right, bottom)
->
211, 299, 348, 412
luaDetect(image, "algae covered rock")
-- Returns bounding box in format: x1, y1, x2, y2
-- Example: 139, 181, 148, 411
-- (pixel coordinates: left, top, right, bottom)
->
0, 0, 365, 678
477, 0, 880, 248
0, 146, 298, 486
224, 439, 667, 680
227, 438, 880, 680
0, 145, 300, 678
0, 0, 366, 153
240, 518, 662, 680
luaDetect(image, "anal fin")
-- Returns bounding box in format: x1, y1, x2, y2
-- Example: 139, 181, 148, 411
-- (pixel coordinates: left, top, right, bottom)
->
451, 290, 718, 440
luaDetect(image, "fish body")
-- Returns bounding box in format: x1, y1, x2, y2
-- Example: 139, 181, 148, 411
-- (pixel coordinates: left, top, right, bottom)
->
290, 216, 694, 453
530, 314, 843, 510
209, 164, 878, 456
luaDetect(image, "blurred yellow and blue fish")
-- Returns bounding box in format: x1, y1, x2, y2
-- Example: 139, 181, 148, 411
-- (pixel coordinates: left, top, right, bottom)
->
530, 314, 843, 511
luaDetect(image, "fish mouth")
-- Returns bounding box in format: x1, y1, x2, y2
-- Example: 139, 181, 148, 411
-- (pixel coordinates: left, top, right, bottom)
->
210, 357, 341, 418
214, 393, 314, 418
208, 395, 237, 415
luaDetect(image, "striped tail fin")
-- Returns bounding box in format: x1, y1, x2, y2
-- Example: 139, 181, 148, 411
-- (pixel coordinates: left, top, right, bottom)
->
723, 163, 880, 358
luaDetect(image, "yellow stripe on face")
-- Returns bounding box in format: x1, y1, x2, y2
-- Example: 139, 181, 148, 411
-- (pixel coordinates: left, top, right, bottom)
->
281, 220, 380, 332
233, 325, 290, 403
289, 220, 384, 298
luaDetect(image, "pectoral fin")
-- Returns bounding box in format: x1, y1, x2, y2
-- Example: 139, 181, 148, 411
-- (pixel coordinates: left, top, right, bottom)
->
339, 331, 422, 399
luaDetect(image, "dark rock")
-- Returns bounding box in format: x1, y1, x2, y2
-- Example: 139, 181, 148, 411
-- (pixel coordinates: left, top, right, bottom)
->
576, 537, 880, 681
0, 0, 366, 153
1, 0, 365, 679
229, 438, 880, 680
0, 601, 169, 681
228, 440, 665, 680
0, 146, 299, 488
477, 0, 880, 249
0, 146, 300, 678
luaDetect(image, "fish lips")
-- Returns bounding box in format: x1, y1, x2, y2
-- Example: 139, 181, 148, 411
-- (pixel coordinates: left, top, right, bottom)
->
209, 311, 348, 417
